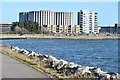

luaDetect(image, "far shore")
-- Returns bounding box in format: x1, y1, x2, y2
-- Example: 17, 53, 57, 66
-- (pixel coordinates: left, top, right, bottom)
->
0, 34, 120, 40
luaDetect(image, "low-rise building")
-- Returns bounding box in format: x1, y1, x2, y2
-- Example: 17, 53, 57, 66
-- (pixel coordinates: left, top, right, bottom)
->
99, 24, 120, 34
51, 25, 56, 33
0, 23, 14, 33
99, 26, 115, 34
67, 25, 73, 34
41, 25, 79, 35
63, 25, 68, 34
72, 25, 80, 35
74, 25, 80, 34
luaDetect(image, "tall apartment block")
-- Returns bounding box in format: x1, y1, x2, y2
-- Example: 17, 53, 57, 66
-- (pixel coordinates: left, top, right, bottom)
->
55, 12, 73, 25
19, 10, 73, 26
19, 10, 74, 34
19, 10, 55, 26
77, 10, 98, 34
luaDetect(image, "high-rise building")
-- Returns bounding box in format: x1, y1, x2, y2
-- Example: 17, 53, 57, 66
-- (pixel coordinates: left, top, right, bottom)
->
19, 10, 55, 26
19, 10, 73, 26
55, 12, 73, 25
77, 10, 98, 34
19, 12, 28, 22
19, 10, 74, 34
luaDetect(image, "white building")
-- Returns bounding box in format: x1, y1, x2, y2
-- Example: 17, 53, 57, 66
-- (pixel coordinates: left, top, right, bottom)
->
19, 10, 73, 26
77, 10, 98, 34
19, 10, 55, 26
55, 12, 73, 25
19, 10, 74, 34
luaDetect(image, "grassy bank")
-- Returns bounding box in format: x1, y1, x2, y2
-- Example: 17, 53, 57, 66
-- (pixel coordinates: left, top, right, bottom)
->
0, 45, 64, 78
1, 45, 120, 80
0, 34, 119, 40
0, 45, 102, 79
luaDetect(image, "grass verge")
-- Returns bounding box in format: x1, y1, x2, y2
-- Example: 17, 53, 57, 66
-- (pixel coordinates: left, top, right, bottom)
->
0, 46, 64, 78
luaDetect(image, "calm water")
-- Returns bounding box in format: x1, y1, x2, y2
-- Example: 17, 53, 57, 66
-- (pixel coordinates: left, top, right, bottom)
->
1, 39, 119, 73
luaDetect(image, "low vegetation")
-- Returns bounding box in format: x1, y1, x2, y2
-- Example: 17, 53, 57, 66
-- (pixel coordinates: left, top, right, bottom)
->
12, 21, 49, 34
0, 45, 60, 78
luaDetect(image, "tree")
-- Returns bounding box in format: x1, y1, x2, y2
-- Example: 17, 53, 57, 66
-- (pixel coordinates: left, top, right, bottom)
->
12, 22, 19, 27
12, 21, 40, 34
15, 26, 22, 34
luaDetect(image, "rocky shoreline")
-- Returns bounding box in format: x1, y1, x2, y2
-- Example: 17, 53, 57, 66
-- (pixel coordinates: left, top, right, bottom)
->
1, 44, 120, 79
0, 34, 119, 40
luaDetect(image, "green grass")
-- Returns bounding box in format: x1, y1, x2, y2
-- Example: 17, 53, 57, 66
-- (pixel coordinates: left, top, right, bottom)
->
0, 47, 61, 78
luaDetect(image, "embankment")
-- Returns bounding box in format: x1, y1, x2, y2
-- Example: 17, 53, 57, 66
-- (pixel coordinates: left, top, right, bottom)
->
0, 44, 120, 79
0, 34, 119, 40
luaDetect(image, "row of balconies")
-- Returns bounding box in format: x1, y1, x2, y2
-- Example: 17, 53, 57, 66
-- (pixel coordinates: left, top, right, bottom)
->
40, 25, 98, 34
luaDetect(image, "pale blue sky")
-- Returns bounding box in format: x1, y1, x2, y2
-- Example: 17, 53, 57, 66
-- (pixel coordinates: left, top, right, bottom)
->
1, 2, 118, 26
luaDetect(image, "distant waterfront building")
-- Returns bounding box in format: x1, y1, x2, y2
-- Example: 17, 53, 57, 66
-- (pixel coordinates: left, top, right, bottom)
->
72, 25, 80, 35
55, 12, 73, 25
19, 12, 28, 22
19, 10, 74, 34
0, 23, 15, 33
19, 10, 55, 26
44, 25, 73, 35
99, 26, 115, 34
115, 24, 120, 34
77, 10, 98, 34
19, 10, 73, 26
99, 24, 120, 34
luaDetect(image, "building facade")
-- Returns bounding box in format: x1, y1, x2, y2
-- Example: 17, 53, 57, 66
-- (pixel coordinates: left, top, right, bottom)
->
19, 10, 74, 34
55, 12, 73, 25
77, 10, 98, 34
115, 24, 120, 34
19, 10, 55, 26
73, 25, 80, 35
99, 24, 120, 34
99, 26, 115, 34
0, 23, 15, 33
19, 10, 73, 26
19, 12, 28, 22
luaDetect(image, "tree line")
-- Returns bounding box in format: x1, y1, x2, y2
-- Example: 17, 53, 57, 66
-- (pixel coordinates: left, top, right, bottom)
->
12, 21, 41, 34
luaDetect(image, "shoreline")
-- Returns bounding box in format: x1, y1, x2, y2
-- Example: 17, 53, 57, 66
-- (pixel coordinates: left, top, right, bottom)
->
1, 44, 120, 79
0, 34, 120, 40
0, 44, 58, 78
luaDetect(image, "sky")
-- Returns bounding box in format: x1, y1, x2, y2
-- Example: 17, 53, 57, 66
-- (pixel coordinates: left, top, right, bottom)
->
1, 2, 118, 26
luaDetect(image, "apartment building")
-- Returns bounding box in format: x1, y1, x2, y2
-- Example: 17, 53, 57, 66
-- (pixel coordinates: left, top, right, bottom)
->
55, 12, 73, 25
19, 12, 28, 22
19, 10, 73, 26
43, 25, 73, 35
74, 25, 80, 34
77, 10, 98, 34
19, 10, 55, 26
19, 10, 74, 34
